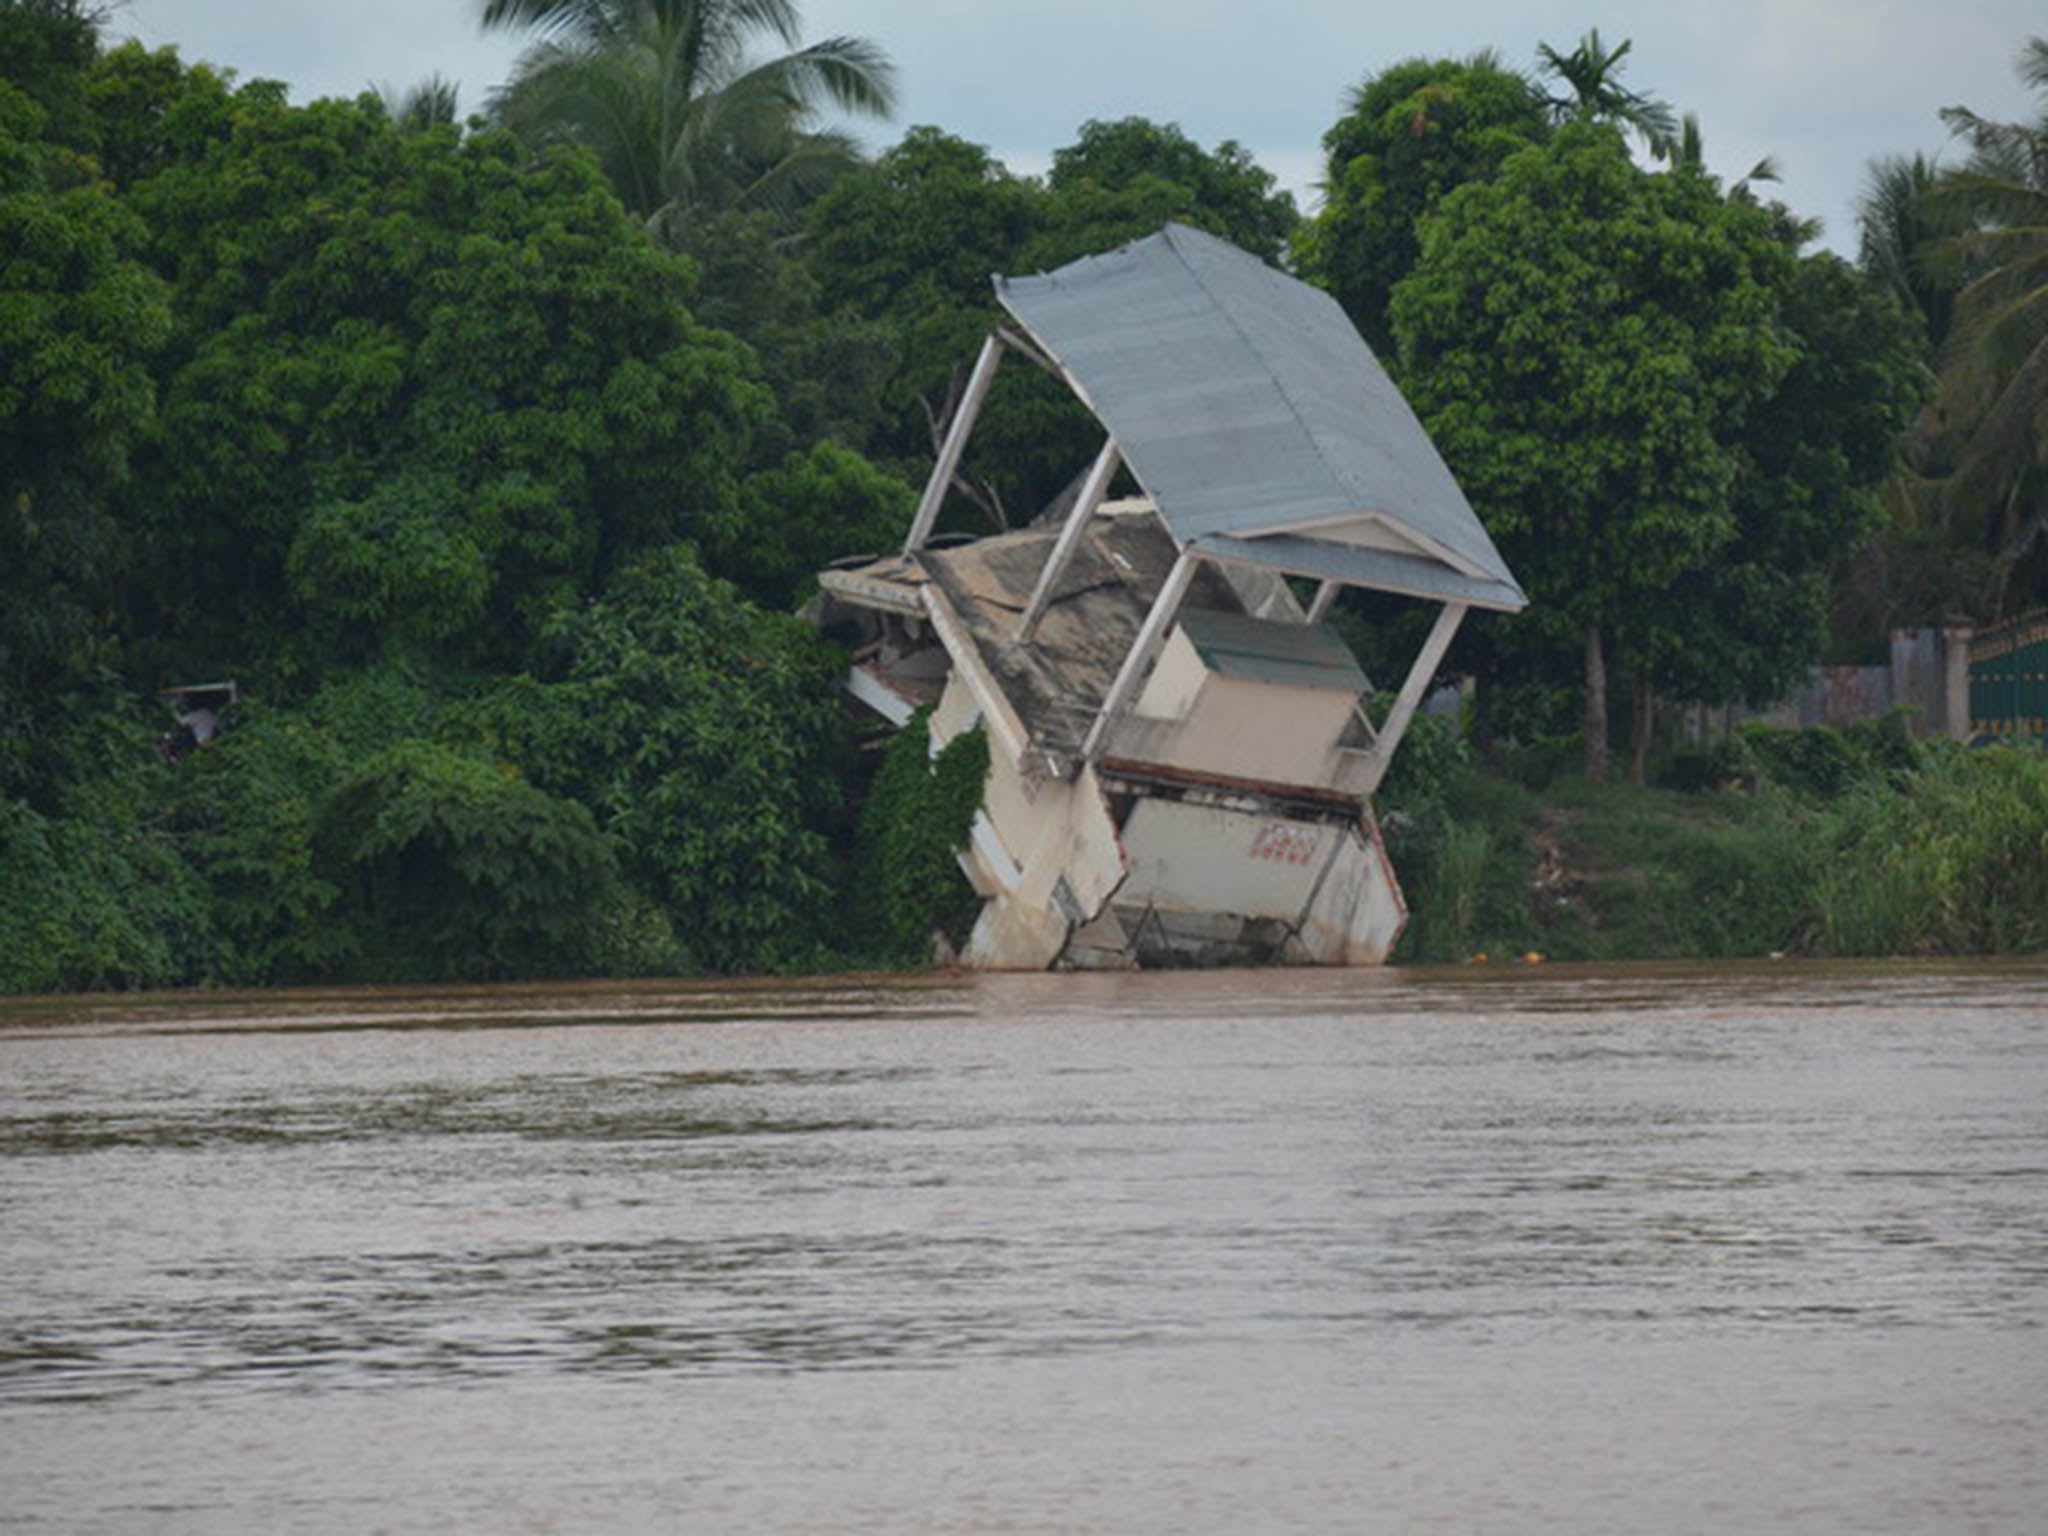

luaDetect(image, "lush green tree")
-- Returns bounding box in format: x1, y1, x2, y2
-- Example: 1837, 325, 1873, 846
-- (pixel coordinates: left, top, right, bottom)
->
806, 125, 1043, 321
1856, 152, 1955, 350
0, 0, 101, 159
670, 207, 899, 457
1293, 53, 1549, 351
1037, 116, 1297, 266
480, 0, 895, 243
0, 726, 216, 995
702, 439, 912, 609
6, 7, 941, 993
1392, 123, 1799, 780
0, 75, 173, 799
80, 40, 238, 190
466, 544, 852, 972
1644, 245, 1926, 750
167, 658, 492, 983
115, 82, 770, 689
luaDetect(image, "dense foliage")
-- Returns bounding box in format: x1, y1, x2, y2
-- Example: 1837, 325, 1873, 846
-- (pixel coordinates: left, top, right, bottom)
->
119, 72, 776, 685
2, 3, 2043, 993
0, 6, 904, 992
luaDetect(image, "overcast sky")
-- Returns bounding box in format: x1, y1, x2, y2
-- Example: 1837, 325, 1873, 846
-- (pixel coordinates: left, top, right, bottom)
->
114, 0, 2043, 257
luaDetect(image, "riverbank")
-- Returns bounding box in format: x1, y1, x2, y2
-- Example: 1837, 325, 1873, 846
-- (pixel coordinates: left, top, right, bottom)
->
1379, 716, 2048, 964
5, 708, 2044, 996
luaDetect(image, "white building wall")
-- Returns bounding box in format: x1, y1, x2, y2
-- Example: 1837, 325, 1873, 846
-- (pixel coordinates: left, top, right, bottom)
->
1114, 674, 1355, 788
1298, 816, 1407, 964
1132, 629, 1208, 721
1118, 799, 1330, 919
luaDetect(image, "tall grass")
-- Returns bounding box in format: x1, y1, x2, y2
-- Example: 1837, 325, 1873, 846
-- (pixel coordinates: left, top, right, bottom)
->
1547, 779, 1817, 958
1813, 746, 2048, 955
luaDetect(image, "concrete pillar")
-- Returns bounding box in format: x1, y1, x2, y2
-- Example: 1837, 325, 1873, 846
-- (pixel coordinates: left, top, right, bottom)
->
1941, 624, 1975, 741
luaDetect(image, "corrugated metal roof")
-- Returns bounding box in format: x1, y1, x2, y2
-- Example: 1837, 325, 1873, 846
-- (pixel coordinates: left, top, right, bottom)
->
1177, 608, 1369, 693
994, 224, 1526, 612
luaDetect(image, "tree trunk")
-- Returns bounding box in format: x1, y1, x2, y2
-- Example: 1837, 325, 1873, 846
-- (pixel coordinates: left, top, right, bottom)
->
1584, 624, 1609, 782
1629, 675, 1653, 785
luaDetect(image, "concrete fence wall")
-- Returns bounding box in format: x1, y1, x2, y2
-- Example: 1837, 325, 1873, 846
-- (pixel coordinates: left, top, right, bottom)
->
1695, 626, 1975, 742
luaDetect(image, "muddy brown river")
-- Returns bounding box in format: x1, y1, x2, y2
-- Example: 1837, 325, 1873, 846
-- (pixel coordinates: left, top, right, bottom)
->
2, 961, 2044, 1532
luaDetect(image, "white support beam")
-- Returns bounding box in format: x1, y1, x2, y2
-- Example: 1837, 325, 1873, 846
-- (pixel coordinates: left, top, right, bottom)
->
994, 326, 1059, 377
1357, 601, 1467, 796
903, 333, 1005, 555
1081, 549, 1199, 763
1306, 579, 1341, 625
1017, 437, 1120, 642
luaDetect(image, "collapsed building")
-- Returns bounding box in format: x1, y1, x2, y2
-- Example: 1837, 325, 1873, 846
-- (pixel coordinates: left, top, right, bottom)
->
814, 224, 1527, 968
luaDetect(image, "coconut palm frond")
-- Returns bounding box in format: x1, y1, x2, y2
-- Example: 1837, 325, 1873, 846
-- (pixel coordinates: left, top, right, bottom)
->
482, 0, 893, 237
377, 73, 462, 132
1536, 28, 1678, 158
1911, 35, 2048, 614
2019, 36, 2048, 95
1857, 154, 1949, 311
480, 0, 603, 41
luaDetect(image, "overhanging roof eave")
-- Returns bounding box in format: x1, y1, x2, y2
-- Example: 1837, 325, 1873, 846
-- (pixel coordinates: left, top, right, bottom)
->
1193, 532, 1528, 613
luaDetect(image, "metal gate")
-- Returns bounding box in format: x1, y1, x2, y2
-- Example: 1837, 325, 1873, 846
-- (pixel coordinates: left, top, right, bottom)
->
1970, 609, 2048, 741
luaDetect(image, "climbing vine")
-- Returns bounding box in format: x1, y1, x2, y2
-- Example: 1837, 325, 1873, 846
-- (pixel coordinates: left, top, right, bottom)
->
851, 711, 989, 965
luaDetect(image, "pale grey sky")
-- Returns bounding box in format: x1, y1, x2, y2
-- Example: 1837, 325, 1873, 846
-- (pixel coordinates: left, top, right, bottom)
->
114, 0, 2044, 256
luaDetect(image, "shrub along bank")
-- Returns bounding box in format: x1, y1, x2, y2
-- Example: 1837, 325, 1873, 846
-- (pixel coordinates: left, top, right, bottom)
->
1378, 713, 2048, 964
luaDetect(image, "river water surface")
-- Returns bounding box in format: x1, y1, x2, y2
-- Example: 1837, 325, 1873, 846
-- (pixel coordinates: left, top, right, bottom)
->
2, 961, 2044, 1532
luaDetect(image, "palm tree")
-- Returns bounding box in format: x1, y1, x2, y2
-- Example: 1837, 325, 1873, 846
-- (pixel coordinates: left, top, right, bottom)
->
1917, 36, 2048, 614
1856, 152, 1956, 349
1535, 28, 1678, 160
377, 73, 463, 133
479, 0, 896, 243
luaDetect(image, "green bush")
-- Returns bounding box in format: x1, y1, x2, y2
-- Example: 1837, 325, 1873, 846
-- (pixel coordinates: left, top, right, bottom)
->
1495, 732, 1582, 790
1839, 707, 1927, 783
170, 665, 451, 984
468, 545, 854, 974
0, 712, 214, 994
1741, 723, 1867, 799
314, 739, 619, 981
1655, 733, 1758, 793
0, 795, 213, 994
